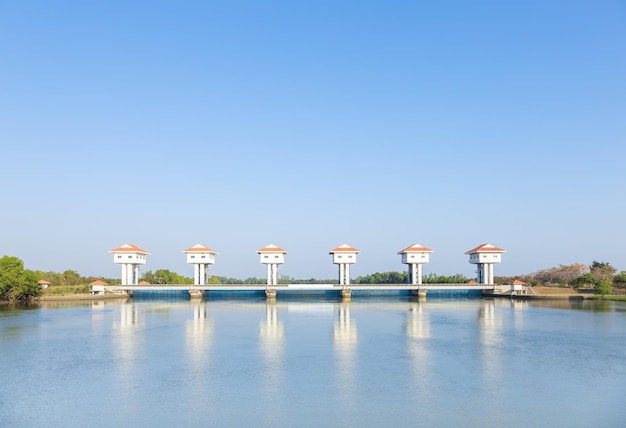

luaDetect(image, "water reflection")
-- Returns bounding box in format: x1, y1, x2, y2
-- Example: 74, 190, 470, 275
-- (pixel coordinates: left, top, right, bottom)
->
186, 301, 213, 366
334, 301, 357, 413
478, 299, 502, 391
406, 299, 432, 404
112, 302, 142, 405
259, 300, 285, 420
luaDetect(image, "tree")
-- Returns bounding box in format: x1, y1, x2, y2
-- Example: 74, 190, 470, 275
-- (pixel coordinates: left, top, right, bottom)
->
613, 271, 626, 288
531, 264, 589, 286
589, 261, 616, 284
141, 269, 192, 284
0, 256, 40, 301
594, 280, 612, 296
572, 273, 600, 288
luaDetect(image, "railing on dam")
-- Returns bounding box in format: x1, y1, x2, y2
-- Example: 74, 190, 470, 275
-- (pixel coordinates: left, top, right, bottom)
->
107, 283, 500, 292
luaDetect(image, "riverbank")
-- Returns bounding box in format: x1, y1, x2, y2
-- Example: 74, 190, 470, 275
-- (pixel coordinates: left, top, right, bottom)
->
37, 293, 129, 301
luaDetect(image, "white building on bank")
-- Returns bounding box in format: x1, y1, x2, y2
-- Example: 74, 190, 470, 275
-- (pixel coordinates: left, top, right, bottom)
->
257, 244, 287, 286
398, 243, 433, 285
183, 244, 219, 285
465, 243, 506, 284
109, 244, 150, 285
330, 244, 360, 285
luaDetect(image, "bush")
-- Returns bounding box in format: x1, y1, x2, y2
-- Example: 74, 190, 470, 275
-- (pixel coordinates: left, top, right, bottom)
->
594, 281, 612, 296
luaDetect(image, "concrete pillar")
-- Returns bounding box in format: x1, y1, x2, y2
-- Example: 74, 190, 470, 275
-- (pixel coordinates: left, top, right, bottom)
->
121, 264, 127, 285
134, 265, 139, 285
345, 264, 351, 285
417, 263, 423, 285
272, 264, 278, 286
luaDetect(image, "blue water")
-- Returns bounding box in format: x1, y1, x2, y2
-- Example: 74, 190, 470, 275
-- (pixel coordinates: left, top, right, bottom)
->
1, 295, 625, 427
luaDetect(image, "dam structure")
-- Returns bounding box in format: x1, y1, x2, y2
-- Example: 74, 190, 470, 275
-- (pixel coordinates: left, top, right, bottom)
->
107, 242, 516, 299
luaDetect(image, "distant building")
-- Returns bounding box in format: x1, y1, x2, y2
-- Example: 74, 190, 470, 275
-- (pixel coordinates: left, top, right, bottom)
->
398, 243, 433, 285
465, 243, 506, 284
37, 280, 50, 289
183, 244, 219, 285
258, 244, 287, 286
330, 244, 359, 285
139, 280, 151, 286
90, 280, 107, 295
109, 244, 150, 285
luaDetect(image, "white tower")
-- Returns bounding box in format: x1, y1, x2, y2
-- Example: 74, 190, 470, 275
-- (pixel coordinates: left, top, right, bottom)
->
330, 244, 359, 285
257, 244, 287, 286
183, 244, 218, 285
398, 243, 433, 285
465, 243, 506, 284
109, 244, 150, 285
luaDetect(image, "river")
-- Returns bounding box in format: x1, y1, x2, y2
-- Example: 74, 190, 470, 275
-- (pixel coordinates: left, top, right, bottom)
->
1, 292, 625, 427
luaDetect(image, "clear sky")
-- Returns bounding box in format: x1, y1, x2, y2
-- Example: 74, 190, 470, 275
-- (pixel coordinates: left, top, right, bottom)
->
1, 0, 625, 281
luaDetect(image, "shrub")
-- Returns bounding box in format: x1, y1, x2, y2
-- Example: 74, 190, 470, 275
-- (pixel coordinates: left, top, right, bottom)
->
594, 281, 612, 296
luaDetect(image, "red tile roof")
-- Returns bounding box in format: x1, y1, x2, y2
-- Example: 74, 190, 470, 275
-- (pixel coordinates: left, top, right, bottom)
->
139, 281, 151, 285
257, 244, 287, 253
330, 244, 360, 253
465, 243, 506, 254
183, 244, 218, 254
109, 243, 150, 254
38, 280, 51, 285
90, 280, 107, 286
398, 243, 433, 254
512, 279, 525, 285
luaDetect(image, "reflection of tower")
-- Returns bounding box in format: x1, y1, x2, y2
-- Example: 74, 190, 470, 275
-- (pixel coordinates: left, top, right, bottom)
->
259, 300, 285, 418
120, 303, 139, 328
334, 302, 358, 346
112, 303, 141, 394
109, 243, 150, 285
186, 301, 212, 368
257, 244, 287, 286
399, 243, 433, 285
466, 243, 506, 284
330, 244, 359, 285
406, 300, 432, 404
407, 301, 430, 339
183, 244, 218, 285
334, 301, 357, 414
478, 299, 502, 391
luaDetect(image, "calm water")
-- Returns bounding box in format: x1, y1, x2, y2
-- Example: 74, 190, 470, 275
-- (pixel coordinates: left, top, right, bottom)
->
1, 293, 625, 427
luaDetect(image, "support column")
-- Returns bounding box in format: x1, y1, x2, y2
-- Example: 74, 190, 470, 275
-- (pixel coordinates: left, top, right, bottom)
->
417, 263, 423, 285
345, 264, 351, 285
134, 265, 139, 285
267, 264, 272, 285
121, 264, 127, 285
193, 264, 199, 285
272, 263, 278, 285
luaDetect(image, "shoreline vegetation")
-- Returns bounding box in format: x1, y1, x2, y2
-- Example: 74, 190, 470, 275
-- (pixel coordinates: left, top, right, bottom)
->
2, 254, 625, 302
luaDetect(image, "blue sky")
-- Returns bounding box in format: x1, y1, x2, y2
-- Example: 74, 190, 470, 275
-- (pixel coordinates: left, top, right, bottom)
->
1, 0, 625, 280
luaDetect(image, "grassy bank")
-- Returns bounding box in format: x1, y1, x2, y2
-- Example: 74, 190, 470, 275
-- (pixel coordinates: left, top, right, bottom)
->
41, 285, 91, 296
